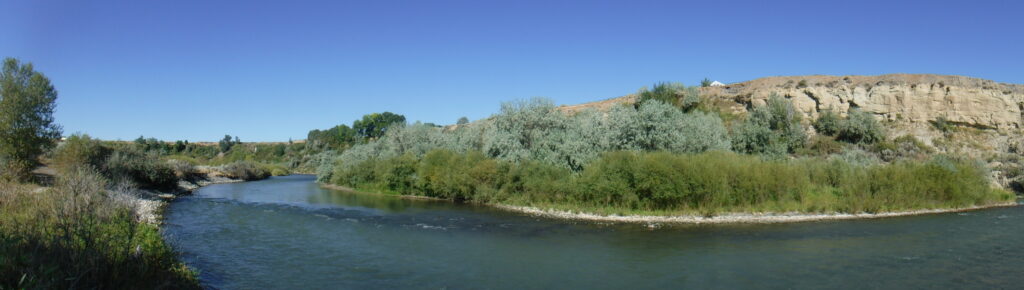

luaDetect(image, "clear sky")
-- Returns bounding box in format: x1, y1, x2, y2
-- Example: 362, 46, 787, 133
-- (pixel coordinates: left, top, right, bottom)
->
2, 0, 1021, 141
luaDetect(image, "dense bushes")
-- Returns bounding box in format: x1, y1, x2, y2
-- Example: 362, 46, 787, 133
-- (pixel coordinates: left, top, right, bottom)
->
330, 149, 1011, 214
53, 134, 178, 190
814, 109, 886, 144
51, 134, 110, 172
104, 149, 178, 190
636, 82, 700, 111
318, 93, 1011, 215
329, 98, 731, 173
731, 94, 807, 156
0, 168, 198, 289
216, 161, 272, 181
872, 135, 934, 162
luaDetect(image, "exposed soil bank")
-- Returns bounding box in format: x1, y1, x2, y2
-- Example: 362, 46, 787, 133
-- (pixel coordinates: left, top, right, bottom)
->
320, 183, 1019, 224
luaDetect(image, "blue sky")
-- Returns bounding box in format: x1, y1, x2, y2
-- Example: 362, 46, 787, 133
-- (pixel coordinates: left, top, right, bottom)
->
2, 0, 1021, 141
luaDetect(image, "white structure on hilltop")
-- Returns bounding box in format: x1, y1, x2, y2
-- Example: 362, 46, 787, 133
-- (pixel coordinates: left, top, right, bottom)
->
710, 81, 725, 87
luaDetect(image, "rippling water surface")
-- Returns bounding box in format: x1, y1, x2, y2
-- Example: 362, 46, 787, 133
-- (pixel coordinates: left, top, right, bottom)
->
163, 175, 1024, 289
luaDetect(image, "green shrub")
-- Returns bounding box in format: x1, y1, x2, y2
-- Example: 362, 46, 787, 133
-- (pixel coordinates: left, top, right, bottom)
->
51, 134, 110, 173
829, 148, 881, 167
0, 168, 198, 289
798, 135, 844, 156
932, 116, 954, 133
167, 159, 198, 180
483, 97, 568, 164
814, 109, 885, 144
104, 148, 177, 190
217, 161, 271, 181
731, 94, 807, 156
328, 149, 1010, 214
837, 110, 885, 144
873, 135, 934, 162
636, 82, 701, 111
813, 110, 842, 136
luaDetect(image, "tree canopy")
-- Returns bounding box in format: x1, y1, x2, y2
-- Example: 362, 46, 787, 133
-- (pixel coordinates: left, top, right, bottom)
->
0, 58, 62, 179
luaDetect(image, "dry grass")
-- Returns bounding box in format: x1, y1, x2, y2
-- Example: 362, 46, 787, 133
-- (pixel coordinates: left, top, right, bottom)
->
0, 167, 199, 289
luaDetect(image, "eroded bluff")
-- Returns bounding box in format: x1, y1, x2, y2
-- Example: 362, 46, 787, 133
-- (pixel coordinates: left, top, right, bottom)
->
703, 74, 1024, 130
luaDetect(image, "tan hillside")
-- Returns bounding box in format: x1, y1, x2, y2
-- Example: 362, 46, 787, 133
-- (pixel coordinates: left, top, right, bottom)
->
705, 74, 1024, 130
562, 74, 1024, 131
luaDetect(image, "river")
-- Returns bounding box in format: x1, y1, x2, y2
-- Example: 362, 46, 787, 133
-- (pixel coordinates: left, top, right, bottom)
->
163, 175, 1024, 289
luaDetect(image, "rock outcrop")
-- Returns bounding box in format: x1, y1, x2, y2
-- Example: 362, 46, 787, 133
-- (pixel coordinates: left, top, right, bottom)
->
702, 74, 1024, 130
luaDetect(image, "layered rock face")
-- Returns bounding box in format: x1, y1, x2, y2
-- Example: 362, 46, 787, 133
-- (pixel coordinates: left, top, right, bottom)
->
703, 74, 1024, 130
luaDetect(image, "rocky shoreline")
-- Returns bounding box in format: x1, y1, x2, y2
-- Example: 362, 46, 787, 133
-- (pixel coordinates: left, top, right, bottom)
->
495, 202, 1021, 225
132, 174, 250, 224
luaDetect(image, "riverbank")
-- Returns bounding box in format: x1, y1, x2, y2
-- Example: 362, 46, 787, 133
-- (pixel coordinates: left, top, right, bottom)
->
494, 202, 1021, 224
320, 183, 1020, 224
133, 171, 262, 225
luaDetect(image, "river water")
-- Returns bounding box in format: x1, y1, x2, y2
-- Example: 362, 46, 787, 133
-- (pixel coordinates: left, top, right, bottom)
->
163, 175, 1024, 289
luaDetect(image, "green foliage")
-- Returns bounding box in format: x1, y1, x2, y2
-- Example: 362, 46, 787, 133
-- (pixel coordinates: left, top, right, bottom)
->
872, 135, 934, 162
700, 78, 712, 87
167, 159, 198, 180
483, 97, 570, 165
0, 168, 199, 289
216, 161, 272, 181
0, 58, 62, 180
218, 134, 239, 153
307, 124, 356, 150
52, 134, 110, 172
932, 116, 955, 133
636, 82, 701, 111
814, 110, 886, 144
456, 116, 470, 125
328, 97, 732, 175
353, 112, 406, 140
53, 135, 179, 189
837, 110, 885, 143
829, 148, 881, 167
797, 135, 845, 156
797, 79, 808, 88
813, 110, 842, 136
329, 149, 1010, 214
731, 94, 807, 156
104, 148, 178, 190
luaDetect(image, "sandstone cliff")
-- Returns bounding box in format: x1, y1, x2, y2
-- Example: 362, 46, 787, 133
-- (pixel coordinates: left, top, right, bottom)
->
702, 74, 1024, 130
562, 74, 1024, 131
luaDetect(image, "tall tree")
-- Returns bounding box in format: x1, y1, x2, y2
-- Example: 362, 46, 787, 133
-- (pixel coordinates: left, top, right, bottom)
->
0, 58, 62, 180
219, 134, 234, 152
353, 112, 406, 141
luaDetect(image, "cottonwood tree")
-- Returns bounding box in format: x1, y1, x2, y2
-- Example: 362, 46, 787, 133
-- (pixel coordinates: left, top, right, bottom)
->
0, 58, 62, 180
353, 112, 406, 141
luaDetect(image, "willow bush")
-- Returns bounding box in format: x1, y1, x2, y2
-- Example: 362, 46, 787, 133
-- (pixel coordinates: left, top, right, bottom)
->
320, 95, 1010, 214
329, 149, 1011, 214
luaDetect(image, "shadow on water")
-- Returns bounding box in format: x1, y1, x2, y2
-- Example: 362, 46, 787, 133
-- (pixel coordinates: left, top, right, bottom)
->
163, 175, 1024, 289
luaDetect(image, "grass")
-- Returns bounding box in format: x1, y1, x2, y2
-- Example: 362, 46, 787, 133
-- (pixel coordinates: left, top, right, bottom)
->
328, 149, 1015, 216
0, 167, 199, 289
